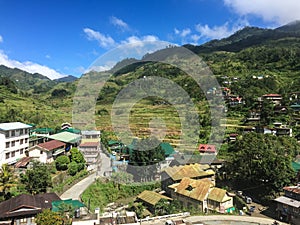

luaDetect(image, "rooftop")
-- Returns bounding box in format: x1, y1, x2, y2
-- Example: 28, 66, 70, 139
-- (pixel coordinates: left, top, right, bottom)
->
169, 177, 213, 202
274, 196, 300, 208
81, 130, 100, 135
283, 186, 300, 195
0, 122, 32, 131
49, 131, 81, 144
79, 142, 99, 147
163, 163, 215, 181
208, 188, 231, 203
0, 193, 60, 219
137, 190, 172, 206
38, 140, 65, 151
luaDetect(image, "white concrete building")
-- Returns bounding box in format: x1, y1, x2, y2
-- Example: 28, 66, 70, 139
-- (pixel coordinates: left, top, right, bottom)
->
0, 122, 32, 166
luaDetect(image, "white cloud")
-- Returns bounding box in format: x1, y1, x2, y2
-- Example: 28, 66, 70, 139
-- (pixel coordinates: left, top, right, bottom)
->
195, 20, 248, 40
0, 35, 3, 43
0, 51, 65, 79
88, 61, 117, 73
110, 16, 129, 30
121, 35, 160, 47
174, 28, 191, 37
83, 28, 116, 48
224, 0, 300, 25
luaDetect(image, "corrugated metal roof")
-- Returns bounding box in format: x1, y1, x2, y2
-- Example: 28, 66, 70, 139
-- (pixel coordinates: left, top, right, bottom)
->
137, 190, 172, 206
208, 188, 229, 202
163, 163, 215, 181
38, 140, 65, 151
49, 131, 81, 143
0, 122, 32, 131
81, 130, 100, 135
173, 178, 213, 202
274, 196, 300, 208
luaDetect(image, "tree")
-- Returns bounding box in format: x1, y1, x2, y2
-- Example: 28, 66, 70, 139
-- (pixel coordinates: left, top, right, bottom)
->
0, 164, 17, 200
67, 162, 78, 176
127, 137, 165, 182
35, 209, 64, 225
70, 148, 85, 164
21, 161, 52, 194
55, 155, 70, 171
226, 133, 298, 195
154, 199, 170, 216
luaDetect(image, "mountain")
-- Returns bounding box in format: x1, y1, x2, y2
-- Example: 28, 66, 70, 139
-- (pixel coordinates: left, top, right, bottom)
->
55, 75, 78, 83
184, 21, 300, 53
0, 65, 57, 93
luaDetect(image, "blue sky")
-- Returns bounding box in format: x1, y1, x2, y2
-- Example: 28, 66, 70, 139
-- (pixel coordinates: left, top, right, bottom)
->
0, 0, 299, 79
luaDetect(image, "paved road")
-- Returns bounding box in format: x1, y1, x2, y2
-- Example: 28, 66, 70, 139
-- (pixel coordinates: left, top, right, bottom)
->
141, 215, 288, 225
60, 152, 111, 200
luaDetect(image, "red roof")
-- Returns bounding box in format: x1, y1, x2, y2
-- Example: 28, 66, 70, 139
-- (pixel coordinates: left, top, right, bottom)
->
38, 140, 65, 151
15, 157, 33, 168
283, 186, 300, 194
79, 142, 99, 147
263, 94, 282, 97
198, 144, 216, 153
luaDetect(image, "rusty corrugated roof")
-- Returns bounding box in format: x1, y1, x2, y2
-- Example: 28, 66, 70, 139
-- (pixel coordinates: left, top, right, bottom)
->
172, 177, 213, 202
208, 188, 228, 202
137, 190, 172, 206
163, 163, 214, 181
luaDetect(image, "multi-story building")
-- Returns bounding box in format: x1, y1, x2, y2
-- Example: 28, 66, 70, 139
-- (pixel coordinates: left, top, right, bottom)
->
275, 185, 300, 224
0, 122, 32, 166
79, 130, 101, 171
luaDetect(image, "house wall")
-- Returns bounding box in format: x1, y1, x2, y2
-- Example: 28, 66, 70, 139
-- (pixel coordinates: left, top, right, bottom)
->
170, 191, 204, 212
28, 147, 50, 164
0, 128, 30, 166
79, 146, 100, 165
208, 198, 233, 213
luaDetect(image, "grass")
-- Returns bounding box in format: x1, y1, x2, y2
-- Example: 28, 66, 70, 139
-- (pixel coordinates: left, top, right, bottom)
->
81, 179, 161, 212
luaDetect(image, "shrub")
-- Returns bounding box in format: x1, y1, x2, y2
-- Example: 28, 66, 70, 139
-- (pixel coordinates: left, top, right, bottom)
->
55, 155, 70, 171
67, 162, 78, 176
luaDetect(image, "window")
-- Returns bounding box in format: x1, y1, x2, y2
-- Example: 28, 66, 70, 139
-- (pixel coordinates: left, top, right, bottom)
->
11, 130, 15, 137
25, 129, 28, 134
25, 138, 28, 143
40, 150, 43, 155
5, 131, 9, 138
11, 141, 15, 147
5, 142, 10, 148
5, 153, 9, 159
20, 149, 24, 154
20, 139, 24, 145
20, 129, 23, 135
11, 151, 15, 157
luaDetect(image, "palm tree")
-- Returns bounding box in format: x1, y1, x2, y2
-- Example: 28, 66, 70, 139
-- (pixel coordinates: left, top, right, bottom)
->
0, 164, 17, 199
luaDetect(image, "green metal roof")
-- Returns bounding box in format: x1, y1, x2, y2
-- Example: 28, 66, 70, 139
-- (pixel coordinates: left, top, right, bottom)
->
108, 140, 122, 145
32, 128, 54, 134
52, 199, 86, 212
160, 142, 175, 156
49, 131, 81, 144
59, 128, 81, 134
292, 161, 300, 172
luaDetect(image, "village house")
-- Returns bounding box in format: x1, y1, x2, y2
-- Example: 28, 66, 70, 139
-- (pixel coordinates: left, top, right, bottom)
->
48, 131, 81, 151
198, 144, 217, 154
262, 94, 282, 105
28, 139, 66, 163
168, 177, 234, 214
0, 193, 61, 225
0, 122, 32, 166
274, 185, 300, 224
161, 163, 215, 195
136, 190, 172, 214
78, 141, 100, 167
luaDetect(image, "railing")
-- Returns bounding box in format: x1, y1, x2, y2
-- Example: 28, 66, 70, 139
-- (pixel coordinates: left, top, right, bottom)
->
140, 212, 190, 222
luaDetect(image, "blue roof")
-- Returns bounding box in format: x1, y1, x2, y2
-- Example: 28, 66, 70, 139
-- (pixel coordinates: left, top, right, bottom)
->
0, 122, 32, 131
